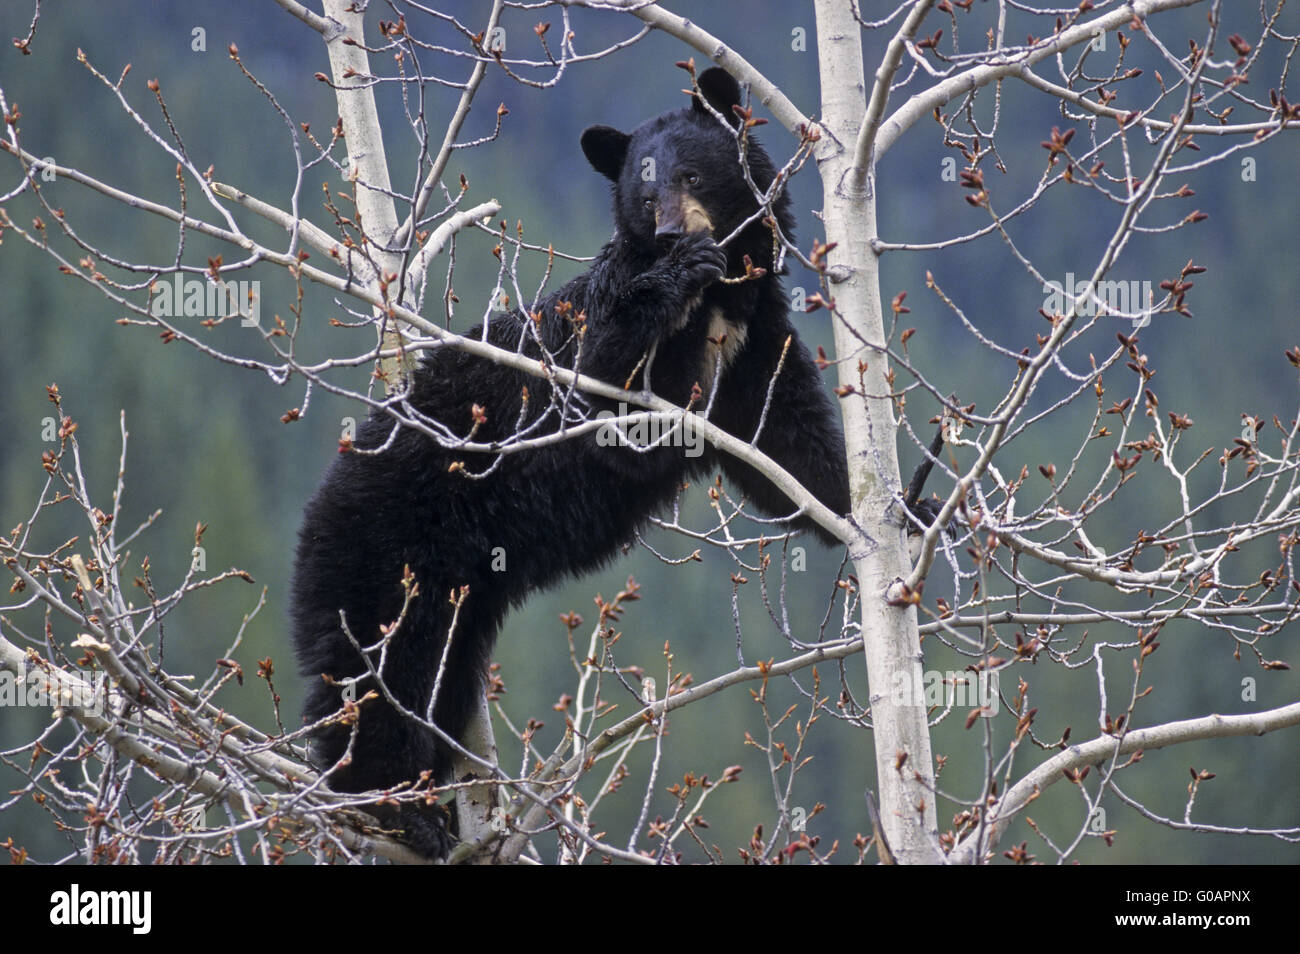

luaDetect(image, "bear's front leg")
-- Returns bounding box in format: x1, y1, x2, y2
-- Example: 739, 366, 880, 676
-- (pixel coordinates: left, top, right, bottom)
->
712, 327, 852, 548
579, 232, 726, 387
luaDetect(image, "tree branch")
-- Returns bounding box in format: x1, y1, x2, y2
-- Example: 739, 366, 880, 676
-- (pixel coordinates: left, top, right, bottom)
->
875, 0, 1204, 159
573, 0, 810, 136
947, 702, 1300, 864
852, 0, 936, 188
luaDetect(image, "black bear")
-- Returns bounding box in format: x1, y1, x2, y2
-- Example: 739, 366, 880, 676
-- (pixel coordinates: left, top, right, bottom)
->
290, 67, 850, 858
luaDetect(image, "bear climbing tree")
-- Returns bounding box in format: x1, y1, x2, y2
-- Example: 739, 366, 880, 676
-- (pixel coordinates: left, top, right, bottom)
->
289, 67, 851, 858
6, 0, 1296, 871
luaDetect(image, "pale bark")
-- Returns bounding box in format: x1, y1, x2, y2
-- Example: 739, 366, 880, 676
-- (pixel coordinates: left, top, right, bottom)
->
812, 0, 941, 864
947, 703, 1300, 865
451, 688, 503, 864
320, 0, 502, 856
321, 0, 408, 384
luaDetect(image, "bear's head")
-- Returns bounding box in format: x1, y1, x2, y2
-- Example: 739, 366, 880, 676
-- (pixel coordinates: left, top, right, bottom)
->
580, 67, 795, 268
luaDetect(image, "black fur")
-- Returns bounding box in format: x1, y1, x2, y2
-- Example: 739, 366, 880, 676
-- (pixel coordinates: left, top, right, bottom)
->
903, 424, 952, 563
290, 68, 849, 858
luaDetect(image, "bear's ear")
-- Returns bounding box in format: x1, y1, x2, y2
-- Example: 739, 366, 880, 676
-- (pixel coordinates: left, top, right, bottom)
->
692, 67, 743, 127
581, 125, 631, 181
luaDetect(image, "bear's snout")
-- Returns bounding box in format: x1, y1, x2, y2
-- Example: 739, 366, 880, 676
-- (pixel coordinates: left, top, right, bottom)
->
654, 193, 713, 244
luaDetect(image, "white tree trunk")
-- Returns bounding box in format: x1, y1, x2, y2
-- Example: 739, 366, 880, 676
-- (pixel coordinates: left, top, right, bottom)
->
813, 0, 941, 865
322, 0, 410, 385
321, 0, 500, 857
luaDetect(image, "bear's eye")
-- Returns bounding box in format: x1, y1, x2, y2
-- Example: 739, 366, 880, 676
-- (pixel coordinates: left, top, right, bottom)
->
642, 197, 654, 210
684, 173, 700, 187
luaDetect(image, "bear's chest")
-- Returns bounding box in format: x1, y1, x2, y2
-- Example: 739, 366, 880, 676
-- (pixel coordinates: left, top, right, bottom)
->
691, 304, 748, 392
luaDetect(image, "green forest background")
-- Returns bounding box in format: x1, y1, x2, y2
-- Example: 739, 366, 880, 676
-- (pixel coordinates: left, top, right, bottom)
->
0, 0, 1296, 863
